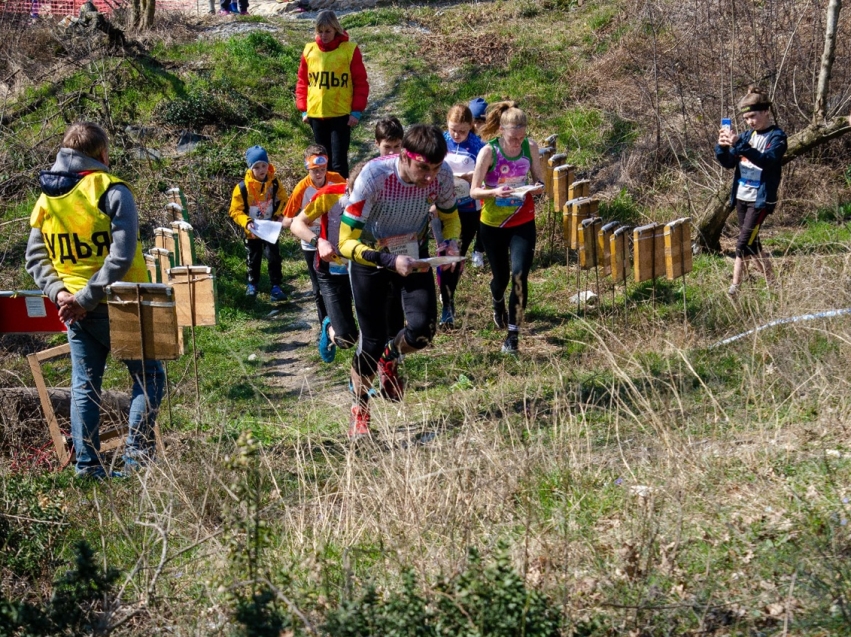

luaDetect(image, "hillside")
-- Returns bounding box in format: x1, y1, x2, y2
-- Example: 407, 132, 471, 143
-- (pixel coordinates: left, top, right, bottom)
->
2, 1, 851, 634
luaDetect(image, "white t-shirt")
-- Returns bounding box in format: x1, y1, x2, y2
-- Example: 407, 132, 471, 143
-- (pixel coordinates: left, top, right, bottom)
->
344, 155, 456, 247
737, 130, 770, 203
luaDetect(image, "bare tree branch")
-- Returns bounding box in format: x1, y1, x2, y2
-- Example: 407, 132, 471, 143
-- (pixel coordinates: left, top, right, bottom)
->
814, 0, 843, 122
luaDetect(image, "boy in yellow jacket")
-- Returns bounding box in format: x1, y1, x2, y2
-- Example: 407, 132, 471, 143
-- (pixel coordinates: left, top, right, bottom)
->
229, 145, 287, 301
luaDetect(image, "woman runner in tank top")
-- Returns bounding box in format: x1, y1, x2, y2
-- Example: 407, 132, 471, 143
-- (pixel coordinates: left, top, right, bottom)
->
470, 101, 545, 355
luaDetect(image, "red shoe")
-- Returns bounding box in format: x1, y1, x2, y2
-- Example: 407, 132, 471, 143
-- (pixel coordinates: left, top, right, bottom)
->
378, 354, 405, 402
348, 404, 371, 439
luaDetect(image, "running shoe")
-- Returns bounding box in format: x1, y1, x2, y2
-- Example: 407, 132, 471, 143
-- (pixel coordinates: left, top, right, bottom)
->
75, 466, 124, 480
246, 283, 257, 297
493, 299, 508, 330
471, 251, 485, 268
239, 9, 248, 14
218, 8, 230, 13
348, 404, 371, 439
501, 331, 519, 355
270, 285, 287, 302
319, 316, 336, 363
378, 351, 405, 402
440, 303, 455, 330
727, 284, 739, 297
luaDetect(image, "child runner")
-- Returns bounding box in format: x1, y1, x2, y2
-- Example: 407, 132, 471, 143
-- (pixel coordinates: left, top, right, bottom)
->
715, 86, 785, 296
339, 124, 459, 438
229, 145, 287, 301
374, 116, 404, 156
295, 10, 369, 178
438, 103, 486, 328
290, 162, 366, 363
373, 116, 406, 341
469, 97, 488, 137
469, 101, 545, 355
283, 144, 346, 328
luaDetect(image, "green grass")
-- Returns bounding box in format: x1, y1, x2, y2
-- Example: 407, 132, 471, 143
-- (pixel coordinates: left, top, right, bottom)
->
4, 3, 851, 634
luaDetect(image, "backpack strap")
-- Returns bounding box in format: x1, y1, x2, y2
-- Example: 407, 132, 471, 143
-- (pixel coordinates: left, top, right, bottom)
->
238, 181, 250, 219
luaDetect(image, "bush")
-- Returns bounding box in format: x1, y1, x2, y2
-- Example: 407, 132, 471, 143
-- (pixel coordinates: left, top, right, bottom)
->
155, 83, 255, 129
0, 541, 119, 636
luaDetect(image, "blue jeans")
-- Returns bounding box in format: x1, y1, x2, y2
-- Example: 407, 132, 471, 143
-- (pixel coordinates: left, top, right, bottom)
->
67, 306, 165, 475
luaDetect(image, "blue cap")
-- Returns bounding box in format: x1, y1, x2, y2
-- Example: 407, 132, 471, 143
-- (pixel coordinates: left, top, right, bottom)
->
245, 145, 269, 168
468, 97, 488, 120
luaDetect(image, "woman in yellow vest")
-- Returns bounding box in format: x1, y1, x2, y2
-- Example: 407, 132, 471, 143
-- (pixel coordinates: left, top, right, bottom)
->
26, 122, 164, 480
295, 10, 369, 179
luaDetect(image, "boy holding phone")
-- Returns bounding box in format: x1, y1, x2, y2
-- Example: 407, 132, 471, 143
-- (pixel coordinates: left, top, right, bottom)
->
715, 87, 786, 296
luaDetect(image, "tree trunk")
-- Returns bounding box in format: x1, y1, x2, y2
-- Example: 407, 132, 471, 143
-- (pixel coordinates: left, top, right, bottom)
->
696, 115, 851, 251
130, 0, 155, 30
814, 0, 842, 123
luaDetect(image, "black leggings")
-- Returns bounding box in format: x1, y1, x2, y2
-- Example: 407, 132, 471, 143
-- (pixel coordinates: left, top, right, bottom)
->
246, 238, 282, 286
735, 200, 772, 258
316, 263, 358, 349
302, 249, 327, 324
350, 261, 437, 378
309, 115, 351, 178
479, 220, 536, 329
439, 208, 481, 306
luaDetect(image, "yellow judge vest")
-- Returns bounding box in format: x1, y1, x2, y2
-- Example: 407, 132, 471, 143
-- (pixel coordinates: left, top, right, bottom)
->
30, 172, 148, 295
303, 41, 356, 118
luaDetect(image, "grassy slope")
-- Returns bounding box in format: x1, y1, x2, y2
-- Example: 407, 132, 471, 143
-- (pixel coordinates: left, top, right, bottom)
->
2, 2, 851, 634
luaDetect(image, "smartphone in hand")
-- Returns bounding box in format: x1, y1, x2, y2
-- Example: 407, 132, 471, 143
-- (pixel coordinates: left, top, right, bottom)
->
721, 117, 732, 131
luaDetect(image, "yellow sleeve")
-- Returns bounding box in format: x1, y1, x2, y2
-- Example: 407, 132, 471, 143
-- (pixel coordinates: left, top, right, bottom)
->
229, 183, 250, 229
437, 206, 461, 243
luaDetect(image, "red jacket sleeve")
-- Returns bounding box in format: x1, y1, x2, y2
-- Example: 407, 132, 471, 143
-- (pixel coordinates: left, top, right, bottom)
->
295, 53, 309, 113
350, 45, 369, 113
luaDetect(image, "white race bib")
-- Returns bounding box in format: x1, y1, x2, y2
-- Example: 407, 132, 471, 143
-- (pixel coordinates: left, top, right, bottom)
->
377, 233, 419, 258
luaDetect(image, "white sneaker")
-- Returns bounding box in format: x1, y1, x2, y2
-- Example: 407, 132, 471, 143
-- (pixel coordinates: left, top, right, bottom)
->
471, 251, 484, 268
727, 284, 739, 296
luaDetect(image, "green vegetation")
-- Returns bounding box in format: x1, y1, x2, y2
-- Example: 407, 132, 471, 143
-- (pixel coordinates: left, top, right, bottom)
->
2, 0, 851, 634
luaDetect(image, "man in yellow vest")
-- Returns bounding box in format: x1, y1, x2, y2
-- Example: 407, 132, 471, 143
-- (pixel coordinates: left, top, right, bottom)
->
26, 122, 164, 480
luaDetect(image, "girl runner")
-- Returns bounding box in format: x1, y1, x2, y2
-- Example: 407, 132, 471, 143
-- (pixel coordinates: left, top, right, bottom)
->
469, 101, 545, 355
438, 103, 485, 328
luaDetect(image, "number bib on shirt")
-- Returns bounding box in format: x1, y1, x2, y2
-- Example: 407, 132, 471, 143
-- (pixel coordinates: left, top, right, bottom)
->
377, 232, 419, 258
329, 258, 349, 276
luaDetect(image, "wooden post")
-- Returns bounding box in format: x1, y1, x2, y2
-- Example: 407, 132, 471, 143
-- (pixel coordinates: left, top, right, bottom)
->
544, 134, 558, 153
633, 223, 665, 283
26, 343, 72, 467
151, 248, 171, 284
171, 221, 197, 267
546, 153, 566, 201
610, 225, 631, 284
106, 283, 182, 361
599, 221, 620, 278
579, 217, 602, 270
568, 179, 590, 201
154, 227, 177, 266
168, 266, 218, 327
539, 146, 554, 199
144, 254, 157, 283
553, 164, 574, 213
165, 187, 190, 222
664, 217, 693, 280
569, 198, 590, 250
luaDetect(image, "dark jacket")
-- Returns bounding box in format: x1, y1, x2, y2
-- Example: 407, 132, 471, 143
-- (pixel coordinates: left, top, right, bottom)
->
715, 125, 787, 209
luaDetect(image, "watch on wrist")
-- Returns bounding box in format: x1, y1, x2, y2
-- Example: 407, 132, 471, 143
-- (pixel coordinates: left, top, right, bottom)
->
309, 235, 318, 248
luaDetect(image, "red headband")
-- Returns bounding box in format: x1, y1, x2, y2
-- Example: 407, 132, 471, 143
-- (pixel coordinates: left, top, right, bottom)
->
404, 148, 428, 164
